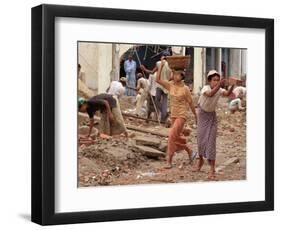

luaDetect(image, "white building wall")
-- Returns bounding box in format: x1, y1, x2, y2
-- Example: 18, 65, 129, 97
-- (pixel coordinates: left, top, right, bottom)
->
193, 47, 206, 94
97, 44, 112, 93
78, 43, 134, 94
78, 42, 99, 90
78, 42, 113, 94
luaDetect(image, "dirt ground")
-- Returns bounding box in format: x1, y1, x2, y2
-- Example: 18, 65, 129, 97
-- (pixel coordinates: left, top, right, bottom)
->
78, 96, 246, 187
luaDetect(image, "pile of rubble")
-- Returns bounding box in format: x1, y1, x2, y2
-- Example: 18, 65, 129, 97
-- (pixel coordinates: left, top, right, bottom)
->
78, 134, 169, 186
78, 94, 246, 187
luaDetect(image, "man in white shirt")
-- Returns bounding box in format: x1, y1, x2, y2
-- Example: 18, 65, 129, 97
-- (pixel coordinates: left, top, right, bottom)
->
228, 86, 246, 113
107, 77, 127, 99
135, 73, 149, 116
146, 73, 157, 121
233, 86, 246, 98
140, 50, 172, 123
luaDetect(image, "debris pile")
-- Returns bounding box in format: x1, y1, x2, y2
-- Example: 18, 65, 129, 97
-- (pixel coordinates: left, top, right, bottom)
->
78, 95, 246, 187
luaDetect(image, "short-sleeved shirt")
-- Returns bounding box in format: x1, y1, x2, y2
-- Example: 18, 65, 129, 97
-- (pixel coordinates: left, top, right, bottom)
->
169, 81, 192, 120
198, 85, 226, 112
107, 81, 126, 98
86, 94, 117, 118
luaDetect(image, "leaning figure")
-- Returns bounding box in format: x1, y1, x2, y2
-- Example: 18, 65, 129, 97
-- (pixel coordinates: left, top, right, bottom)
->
78, 93, 128, 138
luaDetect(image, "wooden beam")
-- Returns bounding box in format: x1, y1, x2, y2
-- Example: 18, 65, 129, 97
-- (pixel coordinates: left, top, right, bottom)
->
125, 124, 168, 137
122, 112, 161, 123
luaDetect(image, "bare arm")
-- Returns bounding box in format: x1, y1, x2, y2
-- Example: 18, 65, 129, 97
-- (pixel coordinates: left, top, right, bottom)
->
223, 84, 235, 97
136, 79, 141, 91
156, 60, 171, 91
186, 88, 197, 124
141, 65, 157, 74
87, 118, 94, 137
103, 100, 114, 122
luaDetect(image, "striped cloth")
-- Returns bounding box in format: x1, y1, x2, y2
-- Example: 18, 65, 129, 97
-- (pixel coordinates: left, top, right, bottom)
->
197, 106, 217, 160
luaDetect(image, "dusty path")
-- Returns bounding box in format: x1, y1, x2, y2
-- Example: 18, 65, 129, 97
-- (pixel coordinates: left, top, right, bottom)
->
78, 96, 246, 187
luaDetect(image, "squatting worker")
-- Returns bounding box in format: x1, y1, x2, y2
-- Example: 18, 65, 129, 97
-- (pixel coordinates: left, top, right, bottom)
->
78, 94, 128, 137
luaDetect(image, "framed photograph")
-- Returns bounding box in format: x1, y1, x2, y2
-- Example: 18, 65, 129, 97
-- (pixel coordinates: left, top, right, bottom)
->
31, 4, 274, 225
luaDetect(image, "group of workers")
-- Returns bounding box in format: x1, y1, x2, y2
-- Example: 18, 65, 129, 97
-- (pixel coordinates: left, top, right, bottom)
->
78, 52, 246, 180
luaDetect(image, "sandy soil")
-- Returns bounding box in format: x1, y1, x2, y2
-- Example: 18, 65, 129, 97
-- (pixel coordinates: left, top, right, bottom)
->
78, 96, 246, 187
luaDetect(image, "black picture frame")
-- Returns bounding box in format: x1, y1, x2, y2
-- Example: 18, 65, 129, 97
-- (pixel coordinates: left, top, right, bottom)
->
31, 4, 274, 225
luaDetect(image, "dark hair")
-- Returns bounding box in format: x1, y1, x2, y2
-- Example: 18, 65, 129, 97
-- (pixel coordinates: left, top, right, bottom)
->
180, 71, 185, 79
207, 73, 220, 82
174, 70, 185, 80
78, 100, 87, 110
120, 81, 126, 87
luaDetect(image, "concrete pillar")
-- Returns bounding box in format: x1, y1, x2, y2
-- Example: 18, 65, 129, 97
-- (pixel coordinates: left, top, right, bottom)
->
215, 48, 222, 76
229, 49, 242, 79
210, 48, 216, 70
110, 44, 120, 81
223, 48, 229, 77
241, 50, 247, 77
193, 47, 206, 95
97, 44, 112, 93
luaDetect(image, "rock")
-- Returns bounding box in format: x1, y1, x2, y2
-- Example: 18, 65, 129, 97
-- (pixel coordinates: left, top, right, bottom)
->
216, 157, 240, 172
133, 136, 161, 148
103, 147, 132, 161
159, 141, 168, 152
128, 132, 136, 138
79, 125, 99, 137
133, 145, 165, 158
78, 113, 89, 125
229, 127, 235, 132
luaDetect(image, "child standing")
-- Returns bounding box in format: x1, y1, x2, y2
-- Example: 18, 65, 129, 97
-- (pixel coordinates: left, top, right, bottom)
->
194, 70, 234, 180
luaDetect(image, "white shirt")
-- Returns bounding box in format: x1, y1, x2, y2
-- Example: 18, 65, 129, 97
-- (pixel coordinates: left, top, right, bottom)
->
107, 81, 126, 98
198, 85, 226, 112
137, 77, 150, 93
233, 86, 246, 98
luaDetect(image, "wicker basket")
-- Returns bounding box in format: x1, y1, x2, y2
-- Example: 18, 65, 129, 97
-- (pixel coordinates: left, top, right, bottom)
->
166, 55, 191, 70
228, 77, 244, 86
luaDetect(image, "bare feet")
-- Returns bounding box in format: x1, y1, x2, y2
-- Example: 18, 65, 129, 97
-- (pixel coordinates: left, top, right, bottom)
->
192, 157, 204, 172
164, 162, 173, 169
207, 172, 217, 180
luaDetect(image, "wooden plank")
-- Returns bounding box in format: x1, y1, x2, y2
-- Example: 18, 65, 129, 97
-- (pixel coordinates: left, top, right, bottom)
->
133, 136, 161, 147
133, 145, 165, 158
125, 124, 169, 137
122, 112, 160, 123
